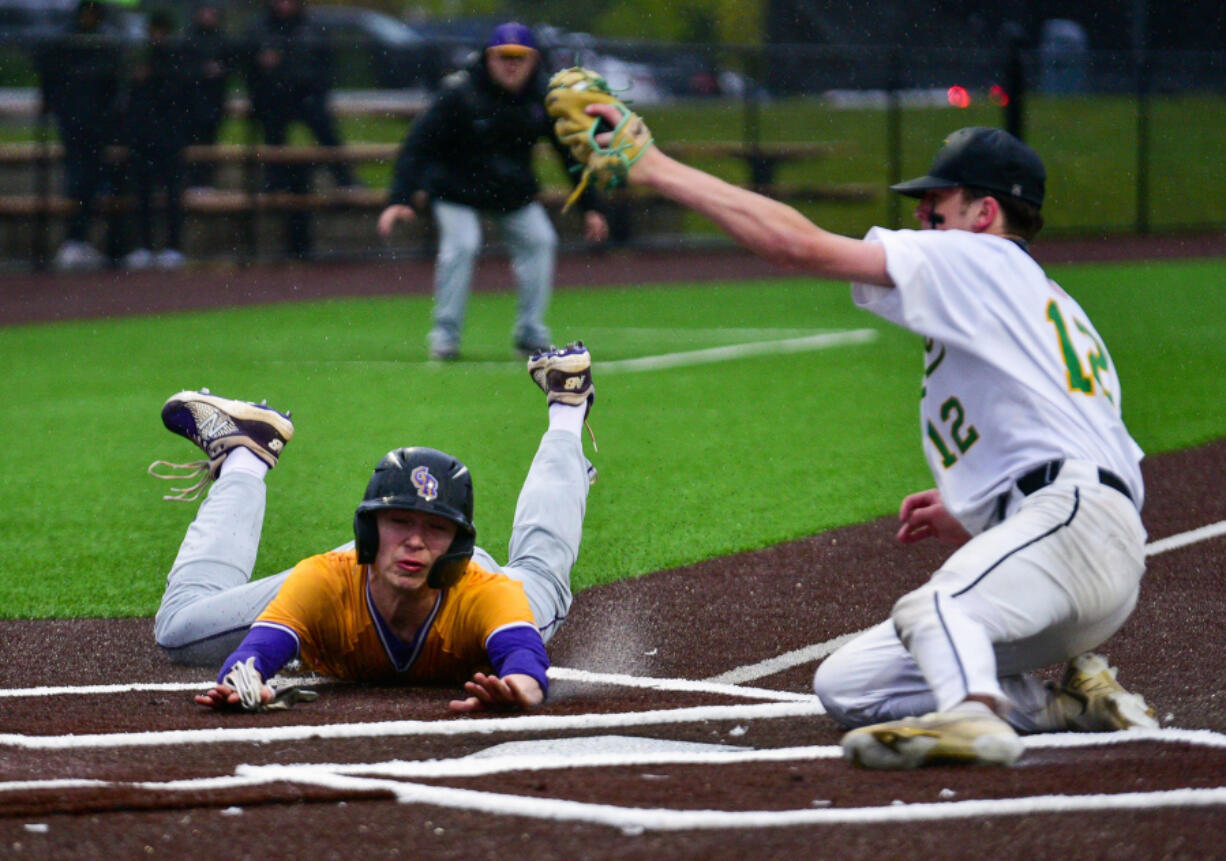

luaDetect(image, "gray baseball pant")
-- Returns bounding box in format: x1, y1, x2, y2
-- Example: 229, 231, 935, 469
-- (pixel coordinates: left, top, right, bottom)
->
429, 199, 556, 353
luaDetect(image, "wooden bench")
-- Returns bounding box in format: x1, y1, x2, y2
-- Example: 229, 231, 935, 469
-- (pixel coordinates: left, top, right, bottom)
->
0, 139, 876, 262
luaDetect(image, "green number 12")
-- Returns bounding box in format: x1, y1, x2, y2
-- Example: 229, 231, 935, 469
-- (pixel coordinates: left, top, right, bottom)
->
1047, 299, 1113, 403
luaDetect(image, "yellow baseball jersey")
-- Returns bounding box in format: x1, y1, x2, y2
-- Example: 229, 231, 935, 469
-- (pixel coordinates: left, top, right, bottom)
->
255, 550, 537, 685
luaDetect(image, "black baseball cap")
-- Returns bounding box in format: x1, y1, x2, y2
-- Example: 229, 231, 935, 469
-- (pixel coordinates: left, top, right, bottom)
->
890, 127, 1046, 208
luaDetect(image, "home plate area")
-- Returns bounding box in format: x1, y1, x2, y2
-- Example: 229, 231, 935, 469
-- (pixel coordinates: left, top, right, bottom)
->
2, 440, 1226, 856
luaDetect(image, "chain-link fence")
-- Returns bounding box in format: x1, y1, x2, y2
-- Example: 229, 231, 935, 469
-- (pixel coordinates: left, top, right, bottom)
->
1, 23, 1223, 269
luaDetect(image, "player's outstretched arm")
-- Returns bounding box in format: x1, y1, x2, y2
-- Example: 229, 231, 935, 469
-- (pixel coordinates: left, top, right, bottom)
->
586, 103, 891, 287
448, 672, 545, 713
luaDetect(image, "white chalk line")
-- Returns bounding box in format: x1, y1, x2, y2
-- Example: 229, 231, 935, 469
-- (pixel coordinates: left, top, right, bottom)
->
599, 329, 878, 374
547, 667, 817, 703
237, 772, 1226, 832
5, 730, 1224, 829
276, 329, 876, 370
706, 632, 862, 686
0, 667, 810, 702
0, 701, 825, 750
1145, 519, 1226, 556
708, 518, 1226, 685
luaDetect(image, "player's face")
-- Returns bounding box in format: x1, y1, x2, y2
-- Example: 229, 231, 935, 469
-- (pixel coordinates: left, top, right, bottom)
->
915, 187, 977, 231
486, 50, 538, 93
372, 509, 458, 592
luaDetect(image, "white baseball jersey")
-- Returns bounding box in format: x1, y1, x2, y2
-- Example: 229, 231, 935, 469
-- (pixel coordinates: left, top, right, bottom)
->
851, 227, 1144, 533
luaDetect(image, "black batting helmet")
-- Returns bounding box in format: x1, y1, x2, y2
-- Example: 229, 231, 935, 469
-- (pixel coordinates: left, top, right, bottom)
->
353, 447, 476, 589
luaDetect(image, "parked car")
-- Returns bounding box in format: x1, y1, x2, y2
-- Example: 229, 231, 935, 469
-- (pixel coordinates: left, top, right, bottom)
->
0, 0, 144, 43
308, 4, 441, 90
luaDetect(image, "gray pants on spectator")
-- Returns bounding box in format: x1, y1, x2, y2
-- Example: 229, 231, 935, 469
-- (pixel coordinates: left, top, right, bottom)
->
154, 429, 590, 666
430, 199, 557, 354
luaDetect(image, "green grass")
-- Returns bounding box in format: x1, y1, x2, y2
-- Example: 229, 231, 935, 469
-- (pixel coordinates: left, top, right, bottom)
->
2, 257, 1225, 619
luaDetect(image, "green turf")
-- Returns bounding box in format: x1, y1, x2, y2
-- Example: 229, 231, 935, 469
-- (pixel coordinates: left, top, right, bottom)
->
2, 257, 1225, 618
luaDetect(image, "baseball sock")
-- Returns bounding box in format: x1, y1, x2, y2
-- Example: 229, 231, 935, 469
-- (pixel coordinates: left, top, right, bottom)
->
548, 402, 585, 437
222, 446, 270, 480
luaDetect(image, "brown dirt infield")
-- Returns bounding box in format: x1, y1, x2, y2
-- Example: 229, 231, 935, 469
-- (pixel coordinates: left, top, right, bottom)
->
2, 241, 1225, 858
3, 231, 1226, 326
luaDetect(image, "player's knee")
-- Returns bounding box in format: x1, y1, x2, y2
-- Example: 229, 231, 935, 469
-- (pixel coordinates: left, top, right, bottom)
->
812, 650, 869, 727
812, 659, 848, 723
813, 672, 877, 728
528, 229, 557, 254
153, 609, 227, 667
153, 609, 196, 660
438, 234, 480, 262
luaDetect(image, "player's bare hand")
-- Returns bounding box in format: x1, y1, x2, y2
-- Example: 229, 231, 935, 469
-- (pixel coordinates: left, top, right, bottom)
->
377, 204, 416, 238
448, 672, 544, 713
583, 210, 609, 242
194, 683, 274, 711
897, 488, 972, 547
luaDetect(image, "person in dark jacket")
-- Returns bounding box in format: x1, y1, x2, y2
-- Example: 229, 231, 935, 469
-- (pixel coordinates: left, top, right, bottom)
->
38, 0, 122, 270
119, 9, 189, 269
181, 1, 236, 190
245, 0, 356, 258
377, 22, 608, 361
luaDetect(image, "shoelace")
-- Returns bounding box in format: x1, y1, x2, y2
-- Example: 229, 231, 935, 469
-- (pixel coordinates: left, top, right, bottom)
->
147, 459, 212, 502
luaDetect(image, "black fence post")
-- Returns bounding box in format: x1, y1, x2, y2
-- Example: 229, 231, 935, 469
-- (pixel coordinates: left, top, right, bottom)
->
242, 113, 259, 265
1004, 35, 1026, 140
1134, 48, 1151, 234
886, 47, 902, 230
743, 45, 763, 181
33, 110, 51, 271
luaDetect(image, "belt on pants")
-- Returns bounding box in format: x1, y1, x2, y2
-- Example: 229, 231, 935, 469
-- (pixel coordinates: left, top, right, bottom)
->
1016, 459, 1134, 505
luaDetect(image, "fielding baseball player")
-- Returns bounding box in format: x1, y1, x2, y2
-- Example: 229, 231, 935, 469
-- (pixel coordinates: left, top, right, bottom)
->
547, 71, 1156, 767
150, 342, 596, 713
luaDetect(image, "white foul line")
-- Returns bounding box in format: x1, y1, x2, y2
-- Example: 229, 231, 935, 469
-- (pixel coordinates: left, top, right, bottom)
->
235, 727, 1224, 783
598, 329, 878, 374
1145, 519, 1226, 556
547, 667, 817, 703
0, 701, 824, 750
4, 727, 1223, 800
707, 518, 1226, 686
0, 668, 809, 702
244, 772, 1226, 831
705, 632, 863, 686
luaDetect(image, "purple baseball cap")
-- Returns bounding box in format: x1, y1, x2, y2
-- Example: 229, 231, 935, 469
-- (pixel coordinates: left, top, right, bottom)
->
486, 22, 537, 56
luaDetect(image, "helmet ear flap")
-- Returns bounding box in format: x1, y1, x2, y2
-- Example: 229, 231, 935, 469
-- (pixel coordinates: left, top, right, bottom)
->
353, 510, 379, 564
426, 530, 475, 589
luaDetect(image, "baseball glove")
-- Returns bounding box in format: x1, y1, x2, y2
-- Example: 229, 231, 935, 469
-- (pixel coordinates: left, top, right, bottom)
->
545, 67, 654, 211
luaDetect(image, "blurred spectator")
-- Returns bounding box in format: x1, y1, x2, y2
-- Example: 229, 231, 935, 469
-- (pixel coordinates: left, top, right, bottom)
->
181, 1, 236, 190
119, 9, 189, 270
37, 0, 122, 271
377, 22, 608, 360
244, 0, 357, 258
